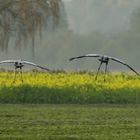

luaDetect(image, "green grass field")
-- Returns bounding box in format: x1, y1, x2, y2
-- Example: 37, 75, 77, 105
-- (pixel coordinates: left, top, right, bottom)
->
0, 104, 139, 140
0, 72, 139, 104
0, 72, 139, 139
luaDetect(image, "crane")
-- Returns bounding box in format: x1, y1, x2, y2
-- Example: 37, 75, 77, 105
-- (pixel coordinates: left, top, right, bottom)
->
0, 59, 50, 82
69, 54, 139, 81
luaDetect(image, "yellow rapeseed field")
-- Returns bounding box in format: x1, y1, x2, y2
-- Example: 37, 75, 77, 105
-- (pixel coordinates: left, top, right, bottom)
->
0, 72, 139, 89
0, 72, 139, 104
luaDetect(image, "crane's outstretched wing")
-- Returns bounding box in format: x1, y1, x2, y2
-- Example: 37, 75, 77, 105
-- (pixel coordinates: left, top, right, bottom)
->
0, 60, 17, 64
109, 57, 140, 76
22, 61, 50, 71
69, 54, 101, 61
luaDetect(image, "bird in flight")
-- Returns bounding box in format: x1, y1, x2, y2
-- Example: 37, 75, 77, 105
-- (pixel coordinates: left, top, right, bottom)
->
0, 59, 50, 82
69, 54, 139, 81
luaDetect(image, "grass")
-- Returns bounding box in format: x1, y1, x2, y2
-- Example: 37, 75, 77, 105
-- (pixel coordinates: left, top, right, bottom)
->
0, 72, 140, 104
0, 72, 139, 139
0, 104, 139, 140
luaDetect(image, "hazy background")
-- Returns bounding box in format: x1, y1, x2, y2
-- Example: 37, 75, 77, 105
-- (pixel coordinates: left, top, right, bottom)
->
0, 0, 140, 72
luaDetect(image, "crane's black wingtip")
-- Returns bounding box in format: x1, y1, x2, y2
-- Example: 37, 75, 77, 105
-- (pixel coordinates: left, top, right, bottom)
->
69, 58, 74, 61
37, 65, 51, 72
45, 68, 50, 71
44, 67, 52, 72
137, 73, 140, 76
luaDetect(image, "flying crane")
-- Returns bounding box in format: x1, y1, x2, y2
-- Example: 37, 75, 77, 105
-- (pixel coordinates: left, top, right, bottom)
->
69, 54, 139, 81
0, 59, 50, 82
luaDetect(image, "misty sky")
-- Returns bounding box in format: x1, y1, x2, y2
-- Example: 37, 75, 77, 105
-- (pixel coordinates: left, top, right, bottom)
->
64, 0, 140, 34
0, 0, 140, 72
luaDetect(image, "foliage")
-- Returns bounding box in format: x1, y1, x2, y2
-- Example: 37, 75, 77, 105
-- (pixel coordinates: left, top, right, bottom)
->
0, 72, 139, 104
0, 0, 62, 55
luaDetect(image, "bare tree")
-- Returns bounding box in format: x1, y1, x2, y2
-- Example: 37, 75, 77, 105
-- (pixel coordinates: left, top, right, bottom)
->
0, 0, 62, 57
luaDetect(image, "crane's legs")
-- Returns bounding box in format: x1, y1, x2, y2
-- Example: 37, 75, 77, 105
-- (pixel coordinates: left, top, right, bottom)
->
104, 62, 108, 82
20, 68, 23, 82
95, 61, 102, 80
13, 67, 23, 83
13, 68, 17, 83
